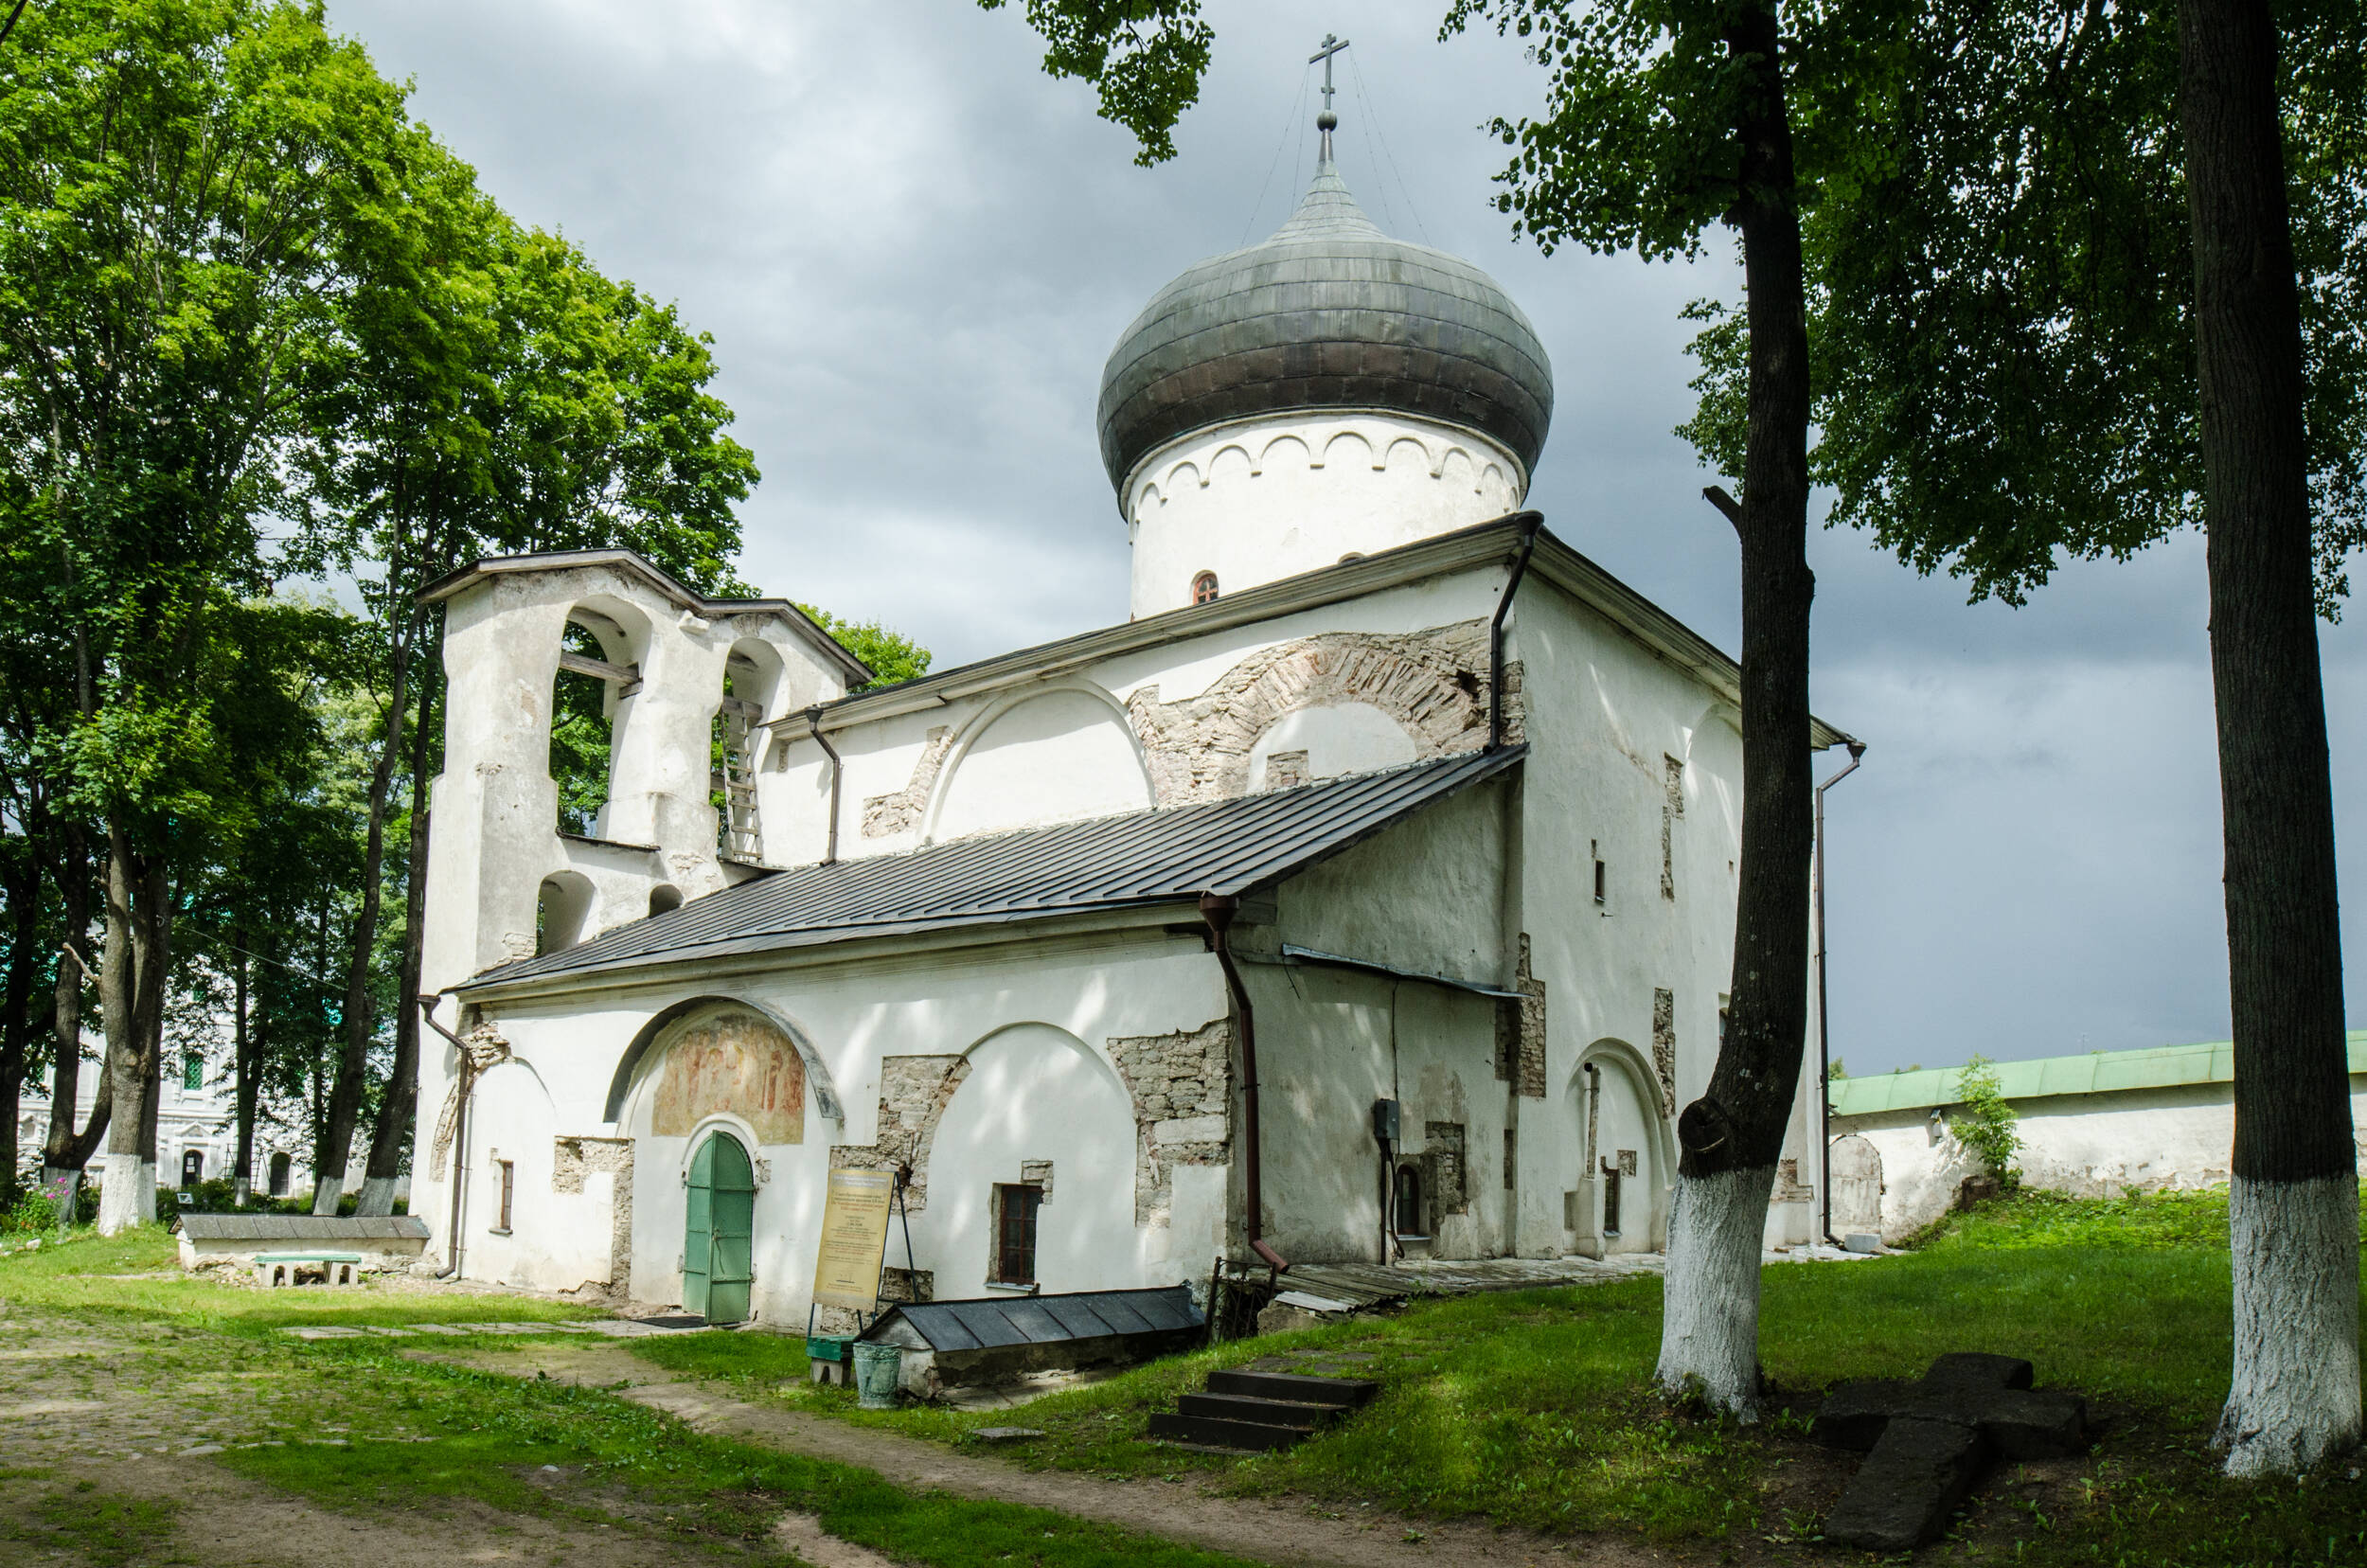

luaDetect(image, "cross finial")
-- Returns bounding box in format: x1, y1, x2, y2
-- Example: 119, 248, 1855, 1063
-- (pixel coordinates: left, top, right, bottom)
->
1308, 32, 1349, 161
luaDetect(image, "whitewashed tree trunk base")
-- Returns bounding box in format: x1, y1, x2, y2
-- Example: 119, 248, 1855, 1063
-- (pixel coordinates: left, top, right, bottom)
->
1656, 1164, 1774, 1416
233, 1176, 250, 1208
311, 1177, 345, 1216
95, 1153, 145, 1235
354, 1176, 398, 1217
2217, 1172, 2363, 1476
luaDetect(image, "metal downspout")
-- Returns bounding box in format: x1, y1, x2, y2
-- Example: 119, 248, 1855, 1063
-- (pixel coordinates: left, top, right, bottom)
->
1201, 894, 1288, 1275
807, 706, 843, 864
1813, 741, 1867, 1245
1487, 513, 1543, 751
418, 994, 477, 1280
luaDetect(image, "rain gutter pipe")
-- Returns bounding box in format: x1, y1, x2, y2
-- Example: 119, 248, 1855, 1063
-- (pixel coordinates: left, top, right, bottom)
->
417, 993, 477, 1280
1201, 893, 1287, 1276
1813, 740, 1867, 1246
806, 705, 843, 864
1487, 514, 1543, 751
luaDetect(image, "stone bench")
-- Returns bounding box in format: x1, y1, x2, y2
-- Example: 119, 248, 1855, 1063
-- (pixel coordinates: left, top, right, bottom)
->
253, 1252, 364, 1288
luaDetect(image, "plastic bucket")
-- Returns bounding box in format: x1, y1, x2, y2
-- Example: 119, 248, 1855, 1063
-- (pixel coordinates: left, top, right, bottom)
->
851, 1341, 903, 1408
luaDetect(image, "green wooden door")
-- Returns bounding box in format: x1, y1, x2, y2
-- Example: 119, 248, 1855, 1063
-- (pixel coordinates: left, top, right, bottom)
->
685, 1132, 756, 1325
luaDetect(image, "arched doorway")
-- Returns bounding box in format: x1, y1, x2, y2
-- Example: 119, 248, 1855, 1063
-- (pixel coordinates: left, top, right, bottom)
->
685, 1131, 756, 1325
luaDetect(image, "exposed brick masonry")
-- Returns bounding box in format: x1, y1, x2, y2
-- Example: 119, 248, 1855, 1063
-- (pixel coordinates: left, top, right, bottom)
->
1496, 935, 1547, 1097
1126, 621, 1504, 804
1107, 1018, 1233, 1227
829, 1055, 970, 1212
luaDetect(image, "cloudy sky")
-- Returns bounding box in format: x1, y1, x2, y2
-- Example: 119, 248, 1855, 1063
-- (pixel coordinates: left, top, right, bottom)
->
327, 0, 2367, 1076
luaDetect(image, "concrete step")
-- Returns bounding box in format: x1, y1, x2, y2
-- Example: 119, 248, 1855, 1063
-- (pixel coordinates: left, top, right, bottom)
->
1178, 1391, 1342, 1427
1205, 1369, 1380, 1409
1147, 1411, 1312, 1451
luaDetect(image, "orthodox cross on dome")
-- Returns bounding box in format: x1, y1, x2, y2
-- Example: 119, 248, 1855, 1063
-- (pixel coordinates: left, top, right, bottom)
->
1308, 32, 1350, 159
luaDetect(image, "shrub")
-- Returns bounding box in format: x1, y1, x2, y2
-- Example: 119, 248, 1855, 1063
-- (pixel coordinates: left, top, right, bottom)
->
1951, 1055, 2022, 1186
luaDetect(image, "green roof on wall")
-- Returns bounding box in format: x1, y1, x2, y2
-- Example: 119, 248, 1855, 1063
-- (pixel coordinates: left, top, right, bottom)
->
1827, 1032, 2367, 1117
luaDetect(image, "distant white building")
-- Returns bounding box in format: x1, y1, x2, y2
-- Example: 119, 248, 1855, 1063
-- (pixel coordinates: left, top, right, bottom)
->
1827, 1034, 2367, 1242
408, 120, 1856, 1322
20, 1042, 316, 1203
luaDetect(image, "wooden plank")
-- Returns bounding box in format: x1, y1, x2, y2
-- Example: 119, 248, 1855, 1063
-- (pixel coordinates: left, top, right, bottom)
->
559, 650, 639, 685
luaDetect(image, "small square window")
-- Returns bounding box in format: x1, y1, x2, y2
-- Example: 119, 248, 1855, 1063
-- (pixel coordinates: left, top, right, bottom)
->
992, 1183, 1041, 1285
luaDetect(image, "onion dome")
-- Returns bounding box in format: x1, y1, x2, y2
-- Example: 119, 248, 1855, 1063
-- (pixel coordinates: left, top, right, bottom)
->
1097, 152, 1555, 495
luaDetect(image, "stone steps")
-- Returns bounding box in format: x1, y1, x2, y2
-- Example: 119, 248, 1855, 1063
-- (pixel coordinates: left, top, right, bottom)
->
1147, 1368, 1379, 1453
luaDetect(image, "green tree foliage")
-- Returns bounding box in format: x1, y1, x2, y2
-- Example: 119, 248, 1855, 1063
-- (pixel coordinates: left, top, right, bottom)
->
800, 606, 933, 690
975, 1, 1213, 166
1678, 0, 2367, 613
1950, 1055, 2022, 1185
0, 2, 919, 1217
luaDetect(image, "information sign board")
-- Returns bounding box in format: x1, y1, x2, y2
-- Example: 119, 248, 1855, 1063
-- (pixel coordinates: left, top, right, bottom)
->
811, 1167, 896, 1310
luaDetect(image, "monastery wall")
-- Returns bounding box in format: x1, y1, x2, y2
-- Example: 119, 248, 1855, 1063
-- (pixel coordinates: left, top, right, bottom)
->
1835, 1074, 2367, 1243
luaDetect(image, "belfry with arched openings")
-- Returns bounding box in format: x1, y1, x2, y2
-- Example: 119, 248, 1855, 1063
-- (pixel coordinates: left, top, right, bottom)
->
414, 86, 1854, 1325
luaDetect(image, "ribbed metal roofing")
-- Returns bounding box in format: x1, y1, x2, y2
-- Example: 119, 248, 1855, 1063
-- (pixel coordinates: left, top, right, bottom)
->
463, 747, 1524, 992
859, 1285, 1202, 1351
1828, 1032, 2367, 1117
178, 1215, 430, 1240
1097, 157, 1554, 495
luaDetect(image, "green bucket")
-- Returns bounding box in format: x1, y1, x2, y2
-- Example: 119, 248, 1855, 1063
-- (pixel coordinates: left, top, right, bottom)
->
851, 1341, 903, 1409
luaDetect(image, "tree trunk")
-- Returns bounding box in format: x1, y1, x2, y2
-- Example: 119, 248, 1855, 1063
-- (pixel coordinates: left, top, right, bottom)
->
97, 827, 146, 1233
96, 830, 168, 1233
1654, 0, 1818, 1416
0, 841, 40, 1201
314, 634, 413, 1214
41, 823, 105, 1199
2179, 0, 2363, 1475
232, 935, 255, 1206
358, 655, 436, 1216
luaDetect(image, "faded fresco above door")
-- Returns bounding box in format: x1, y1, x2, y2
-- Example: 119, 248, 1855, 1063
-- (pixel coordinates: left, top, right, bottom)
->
652, 1011, 806, 1145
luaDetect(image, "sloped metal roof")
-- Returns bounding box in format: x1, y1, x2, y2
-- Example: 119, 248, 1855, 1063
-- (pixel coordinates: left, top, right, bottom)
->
1828, 1031, 2367, 1117
461, 747, 1523, 994
859, 1285, 1202, 1351
178, 1215, 431, 1240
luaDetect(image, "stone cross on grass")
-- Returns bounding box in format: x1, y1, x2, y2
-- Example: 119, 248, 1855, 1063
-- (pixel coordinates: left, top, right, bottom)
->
1812, 1352, 2091, 1551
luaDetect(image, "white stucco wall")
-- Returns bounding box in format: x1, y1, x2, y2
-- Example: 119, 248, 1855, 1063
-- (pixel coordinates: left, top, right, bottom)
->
1504, 579, 1761, 1258
1125, 411, 1523, 618
420, 924, 1233, 1321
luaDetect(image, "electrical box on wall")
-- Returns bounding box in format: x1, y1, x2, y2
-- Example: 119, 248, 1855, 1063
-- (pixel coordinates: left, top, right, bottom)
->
1371, 1098, 1400, 1144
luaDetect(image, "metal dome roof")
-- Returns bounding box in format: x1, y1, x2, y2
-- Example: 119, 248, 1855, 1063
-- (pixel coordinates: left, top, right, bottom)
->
1096, 157, 1554, 495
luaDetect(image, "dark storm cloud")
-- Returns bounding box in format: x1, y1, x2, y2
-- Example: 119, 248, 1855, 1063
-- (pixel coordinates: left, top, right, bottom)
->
329, 0, 2367, 1071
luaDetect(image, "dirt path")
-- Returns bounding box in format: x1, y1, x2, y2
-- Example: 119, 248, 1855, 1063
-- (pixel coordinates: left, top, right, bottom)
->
0, 1317, 726, 1566
437, 1341, 1669, 1568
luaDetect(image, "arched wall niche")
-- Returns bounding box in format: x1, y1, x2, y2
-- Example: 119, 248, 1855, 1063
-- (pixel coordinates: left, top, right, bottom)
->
919, 1022, 1141, 1295
1245, 702, 1419, 791
1569, 1039, 1677, 1252
604, 996, 846, 1131
924, 681, 1154, 843
537, 871, 596, 954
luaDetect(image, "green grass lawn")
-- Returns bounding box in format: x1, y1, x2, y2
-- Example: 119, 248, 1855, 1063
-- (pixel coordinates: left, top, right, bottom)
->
0, 1226, 1267, 1568
633, 1189, 2367, 1565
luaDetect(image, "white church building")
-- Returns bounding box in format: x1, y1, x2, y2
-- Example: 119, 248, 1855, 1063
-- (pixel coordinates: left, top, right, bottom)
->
410, 125, 1852, 1323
